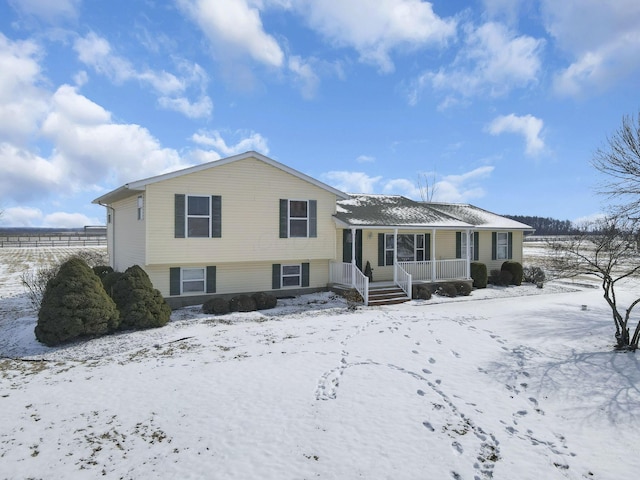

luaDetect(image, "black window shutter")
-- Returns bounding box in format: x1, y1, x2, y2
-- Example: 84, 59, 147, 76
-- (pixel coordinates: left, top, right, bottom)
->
378, 233, 385, 266
455, 232, 462, 259
206, 266, 216, 293
170, 267, 181, 296
473, 232, 479, 261
279, 200, 288, 238
491, 232, 497, 260
309, 200, 317, 238
175, 194, 185, 238
302, 263, 310, 287
211, 196, 222, 238
425, 233, 431, 261
272, 264, 281, 289
508, 232, 513, 259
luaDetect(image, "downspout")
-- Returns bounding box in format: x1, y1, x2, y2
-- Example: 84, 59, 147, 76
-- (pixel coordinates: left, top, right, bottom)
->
98, 202, 115, 269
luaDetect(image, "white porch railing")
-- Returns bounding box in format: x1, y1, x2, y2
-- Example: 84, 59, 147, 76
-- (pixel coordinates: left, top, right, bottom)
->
398, 259, 468, 282
395, 263, 412, 298
330, 262, 369, 306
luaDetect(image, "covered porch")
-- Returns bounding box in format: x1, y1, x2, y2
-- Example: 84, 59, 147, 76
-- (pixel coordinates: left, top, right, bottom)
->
329, 226, 474, 306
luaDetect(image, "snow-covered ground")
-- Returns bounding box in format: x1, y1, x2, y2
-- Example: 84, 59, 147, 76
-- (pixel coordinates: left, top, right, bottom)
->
1, 247, 639, 479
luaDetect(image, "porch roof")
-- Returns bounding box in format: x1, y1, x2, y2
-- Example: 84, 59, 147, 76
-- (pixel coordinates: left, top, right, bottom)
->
334, 194, 533, 230
335, 194, 474, 229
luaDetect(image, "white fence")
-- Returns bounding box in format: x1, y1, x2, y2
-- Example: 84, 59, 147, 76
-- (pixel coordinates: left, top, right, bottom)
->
330, 262, 369, 305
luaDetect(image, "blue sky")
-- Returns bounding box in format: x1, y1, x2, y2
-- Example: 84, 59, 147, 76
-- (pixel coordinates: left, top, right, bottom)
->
1, 0, 638, 228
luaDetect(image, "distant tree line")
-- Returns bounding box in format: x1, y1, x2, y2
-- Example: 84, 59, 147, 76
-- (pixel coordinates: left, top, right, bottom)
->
503, 215, 582, 236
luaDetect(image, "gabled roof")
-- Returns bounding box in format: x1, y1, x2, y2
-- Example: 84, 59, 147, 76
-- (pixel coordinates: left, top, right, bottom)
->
93, 151, 350, 205
335, 194, 533, 230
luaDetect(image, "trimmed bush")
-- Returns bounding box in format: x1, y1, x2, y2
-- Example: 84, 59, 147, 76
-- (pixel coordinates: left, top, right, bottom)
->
412, 284, 432, 300
437, 283, 457, 297
111, 265, 171, 330
488, 269, 501, 285
35, 258, 119, 346
501, 261, 523, 286
470, 262, 487, 289
454, 282, 472, 296
364, 261, 373, 282
202, 297, 230, 315
252, 292, 277, 310
498, 270, 513, 286
229, 294, 257, 312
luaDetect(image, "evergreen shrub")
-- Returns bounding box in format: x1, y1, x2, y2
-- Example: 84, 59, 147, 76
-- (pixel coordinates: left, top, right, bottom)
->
111, 265, 171, 330
35, 258, 119, 346
252, 292, 277, 310
454, 282, 472, 296
501, 261, 523, 286
202, 297, 230, 315
437, 283, 457, 297
229, 294, 257, 312
412, 284, 432, 300
470, 262, 488, 289
92, 265, 114, 278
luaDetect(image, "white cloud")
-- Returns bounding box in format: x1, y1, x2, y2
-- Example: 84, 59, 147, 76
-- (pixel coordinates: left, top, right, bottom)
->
427, 166, 495, 203
322, 171, 383, 193
323, 166, 494, 201
73, 32, 212, 118
0, 34, 49, 145
190, 130, 270, 157
541, 0, 640, 96
288, 55, 320, 99
8, 0, 80, 22
487, 113, 544, 156
42, 212, 101, 228
177, 0, 284, 67
356, 155, 375, 163
0, 143, 64, 201
0, 206, 44, 227
297, 0, 456, 73
409, 22, 544, 105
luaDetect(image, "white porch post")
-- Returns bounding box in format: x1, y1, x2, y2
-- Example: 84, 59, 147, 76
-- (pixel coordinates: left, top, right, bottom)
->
393, 228, 398, 283
431, 228, 436, 281
351, 227, 357, 287
466, 229, 472, 279
351, 228, 356, 266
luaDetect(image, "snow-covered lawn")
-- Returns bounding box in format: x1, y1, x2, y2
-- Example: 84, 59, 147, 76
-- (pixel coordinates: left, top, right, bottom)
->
1, 247, 639, 479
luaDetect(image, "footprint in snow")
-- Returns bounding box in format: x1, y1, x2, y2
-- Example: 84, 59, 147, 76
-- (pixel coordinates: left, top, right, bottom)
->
417, 389, 426, 396
451, 441, 464, 454
412, 350, 419, 354
422, 368, 431, 374
428, 357, 436, 364
422, 421, 435, 432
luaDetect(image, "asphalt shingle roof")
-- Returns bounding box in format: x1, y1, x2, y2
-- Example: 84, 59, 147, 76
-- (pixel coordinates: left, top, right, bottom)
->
335, 195, 532, 230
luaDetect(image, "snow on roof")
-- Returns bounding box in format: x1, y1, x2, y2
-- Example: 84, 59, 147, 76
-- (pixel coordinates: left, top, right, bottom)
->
335, 195, 533, 230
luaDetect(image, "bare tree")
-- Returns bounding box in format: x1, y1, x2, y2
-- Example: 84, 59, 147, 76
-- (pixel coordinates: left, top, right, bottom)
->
417, 171, 438, 202
546, 216, 640, 350
592, 110, 640, 218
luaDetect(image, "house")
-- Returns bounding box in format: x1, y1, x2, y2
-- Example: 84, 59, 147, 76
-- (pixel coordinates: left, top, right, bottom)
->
93, 151, 532, 307
332, 194, 533, 304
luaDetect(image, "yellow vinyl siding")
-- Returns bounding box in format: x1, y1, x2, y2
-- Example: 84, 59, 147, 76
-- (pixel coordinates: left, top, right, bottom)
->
111, 194, 145, 271
146, 260, 329, 297
145, 157, 337, 265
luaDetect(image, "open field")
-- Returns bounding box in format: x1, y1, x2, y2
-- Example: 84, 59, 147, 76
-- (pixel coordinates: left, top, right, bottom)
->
1, 245, 639, 479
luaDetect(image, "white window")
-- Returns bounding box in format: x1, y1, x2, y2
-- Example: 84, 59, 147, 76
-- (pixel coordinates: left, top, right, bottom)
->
282, 264, 301, 287
288, 200, 308, 237
460, 232, 474, 259
385, 234, 427, 265
137, 195, 144, 220
497, 232, 509, 260
182, 267, 205, 293
187, 195, 211, 237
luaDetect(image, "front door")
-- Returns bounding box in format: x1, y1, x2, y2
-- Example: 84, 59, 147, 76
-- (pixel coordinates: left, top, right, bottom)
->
342, 229, 363, 271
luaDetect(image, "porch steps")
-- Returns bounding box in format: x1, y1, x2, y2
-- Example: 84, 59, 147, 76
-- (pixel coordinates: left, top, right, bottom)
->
368, 286, 410, 306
